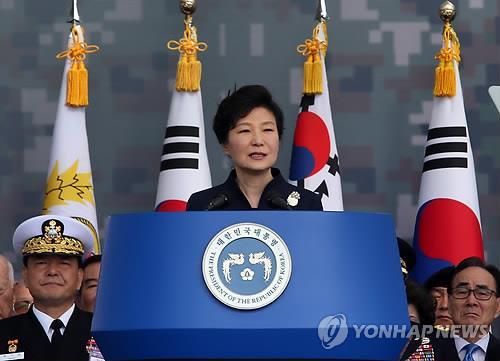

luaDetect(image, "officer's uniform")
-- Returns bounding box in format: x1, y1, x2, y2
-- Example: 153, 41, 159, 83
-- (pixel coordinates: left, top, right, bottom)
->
401, 327, 500, 360
0, 215, 95, 361
0, 305, 92, 361
187, 168, 323, 211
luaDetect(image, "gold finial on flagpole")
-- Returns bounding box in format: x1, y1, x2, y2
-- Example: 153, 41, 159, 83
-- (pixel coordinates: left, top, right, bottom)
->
57, 0, 99, 107
439, 1, 456, 24
434, 0, 460, 97
180, 0, 197, 17
167, 0, 206, 92
297, 0, 329, 95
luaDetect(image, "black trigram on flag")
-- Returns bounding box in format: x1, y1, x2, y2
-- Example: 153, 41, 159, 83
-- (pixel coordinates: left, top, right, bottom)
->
423, 126, 468, 172
160, 126, 200, 171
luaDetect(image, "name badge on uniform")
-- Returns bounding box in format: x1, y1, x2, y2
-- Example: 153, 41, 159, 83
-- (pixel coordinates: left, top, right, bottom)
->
0, 340, 23, 360
0, 352, 24, 360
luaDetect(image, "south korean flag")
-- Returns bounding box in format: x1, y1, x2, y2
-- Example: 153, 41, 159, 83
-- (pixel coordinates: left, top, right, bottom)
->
413, 62, 484, 283
288, 24, 343, 211
155, 90, 212, 211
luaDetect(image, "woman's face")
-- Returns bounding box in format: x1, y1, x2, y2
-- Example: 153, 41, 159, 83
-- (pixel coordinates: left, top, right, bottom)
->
223, 107, 279, 175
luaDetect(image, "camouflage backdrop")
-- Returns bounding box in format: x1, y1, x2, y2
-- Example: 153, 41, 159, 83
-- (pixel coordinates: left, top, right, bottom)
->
1, 0, 499, 273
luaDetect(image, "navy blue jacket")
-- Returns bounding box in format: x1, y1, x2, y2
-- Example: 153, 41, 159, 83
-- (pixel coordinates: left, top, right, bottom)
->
0, 306, 92, 361
187, 168, 323, 211
401, 329, 500, 361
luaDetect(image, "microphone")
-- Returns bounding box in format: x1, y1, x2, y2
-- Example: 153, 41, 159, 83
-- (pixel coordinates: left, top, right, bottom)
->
266, 192, 292, 210
206, 193, 229, 211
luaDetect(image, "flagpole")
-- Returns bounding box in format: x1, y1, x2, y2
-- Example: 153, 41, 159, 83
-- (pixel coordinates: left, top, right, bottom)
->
315, 0, 329, 22
67, 0, 80, 25
412, 1, 484, 283
155, 0, 212, 211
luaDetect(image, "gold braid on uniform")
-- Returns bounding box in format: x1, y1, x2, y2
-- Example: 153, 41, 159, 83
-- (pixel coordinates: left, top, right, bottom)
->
22, 219, 84, 256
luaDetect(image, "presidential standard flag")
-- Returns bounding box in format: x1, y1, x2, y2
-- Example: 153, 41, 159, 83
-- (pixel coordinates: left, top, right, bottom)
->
413, 12, 483, 283
43, 23, 100, 253
289, 19, 343, 211
155, 10, 211, 211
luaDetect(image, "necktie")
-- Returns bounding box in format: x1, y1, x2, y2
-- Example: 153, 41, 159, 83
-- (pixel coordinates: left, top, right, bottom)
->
50, 319, 64, 349
462, 343, 480, 361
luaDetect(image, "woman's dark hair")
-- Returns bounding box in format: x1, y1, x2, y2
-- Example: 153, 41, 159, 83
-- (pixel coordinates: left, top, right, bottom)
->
213, 85, 284, 144
405, 279, 436, 326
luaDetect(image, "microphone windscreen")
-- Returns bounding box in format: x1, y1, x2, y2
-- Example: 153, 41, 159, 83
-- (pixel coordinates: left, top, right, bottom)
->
206, 193, 229, 211
266, 192, 291, 210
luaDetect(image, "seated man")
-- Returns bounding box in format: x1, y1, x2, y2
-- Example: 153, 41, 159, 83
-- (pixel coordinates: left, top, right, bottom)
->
0, 215, 94, 361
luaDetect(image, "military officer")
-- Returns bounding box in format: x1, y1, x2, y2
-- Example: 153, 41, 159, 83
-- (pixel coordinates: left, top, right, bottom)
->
0, 215, 94, 361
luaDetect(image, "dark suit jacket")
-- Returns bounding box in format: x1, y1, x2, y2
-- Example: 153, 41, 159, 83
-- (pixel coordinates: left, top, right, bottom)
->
187, 168, 323, 211
0, 306, 93, 361
401, 331, 500, 361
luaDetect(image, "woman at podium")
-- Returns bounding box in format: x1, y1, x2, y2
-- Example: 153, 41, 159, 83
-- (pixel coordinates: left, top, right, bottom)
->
187, 85, 323, 211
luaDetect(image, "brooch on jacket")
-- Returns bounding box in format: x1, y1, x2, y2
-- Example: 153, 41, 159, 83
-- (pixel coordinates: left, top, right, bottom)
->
287, 191, 300, 207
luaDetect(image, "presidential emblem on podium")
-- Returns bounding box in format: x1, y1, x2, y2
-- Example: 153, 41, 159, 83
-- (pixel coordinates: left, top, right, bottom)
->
202, 223, 292, 310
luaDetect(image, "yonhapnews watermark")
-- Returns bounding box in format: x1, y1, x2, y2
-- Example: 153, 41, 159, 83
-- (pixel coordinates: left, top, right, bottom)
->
318, 313, 490, 350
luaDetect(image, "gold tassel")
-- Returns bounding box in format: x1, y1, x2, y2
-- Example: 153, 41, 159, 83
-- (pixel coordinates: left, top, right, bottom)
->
167, 17, 207, 92
77, 61, 89, 106
297, 22, 328, 95
56, 25, 99, 107
434, 23, 460, 97
312, 52, 323, 93
188, 53, 202, 91
303, 54, 314, 94
67, 61, 78, 105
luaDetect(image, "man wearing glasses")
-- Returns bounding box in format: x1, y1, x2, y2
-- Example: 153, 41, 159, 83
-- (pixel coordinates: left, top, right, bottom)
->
12, 280, 33, 315
446, 257, 500, 360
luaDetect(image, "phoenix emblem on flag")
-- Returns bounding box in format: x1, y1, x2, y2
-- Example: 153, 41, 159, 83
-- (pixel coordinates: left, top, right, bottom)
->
43, 160, 94, 210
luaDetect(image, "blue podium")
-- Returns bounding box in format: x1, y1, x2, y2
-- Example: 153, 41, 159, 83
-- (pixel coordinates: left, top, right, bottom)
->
92, 211, 409, 360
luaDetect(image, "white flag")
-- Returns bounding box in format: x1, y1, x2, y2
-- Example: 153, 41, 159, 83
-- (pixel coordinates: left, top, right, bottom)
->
155, 90, 212, 211
413, 62, 484, 283
289, 24, 343, 211
43, 29, 100, 253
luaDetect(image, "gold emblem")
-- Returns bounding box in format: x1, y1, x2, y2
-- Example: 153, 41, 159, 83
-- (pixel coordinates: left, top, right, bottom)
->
21, 218, 84, 256
287, 191, 301, 207
8, 339, 18, 353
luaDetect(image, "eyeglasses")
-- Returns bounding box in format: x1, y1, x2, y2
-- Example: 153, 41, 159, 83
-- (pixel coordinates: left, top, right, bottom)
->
449, 286, 497, 301
13, 300, 32, 314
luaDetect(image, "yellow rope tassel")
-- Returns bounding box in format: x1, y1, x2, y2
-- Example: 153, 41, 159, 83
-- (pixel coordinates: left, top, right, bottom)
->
77, 61, 89, 106
312, 52, 323, 93
297, 22, 328, 95
56, 25, 99, 107
167, 17, 207, 92
434, 23, 460, 97
188, 54, 202, 91
67, 61, 79, 105
303, 54, 314, 93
